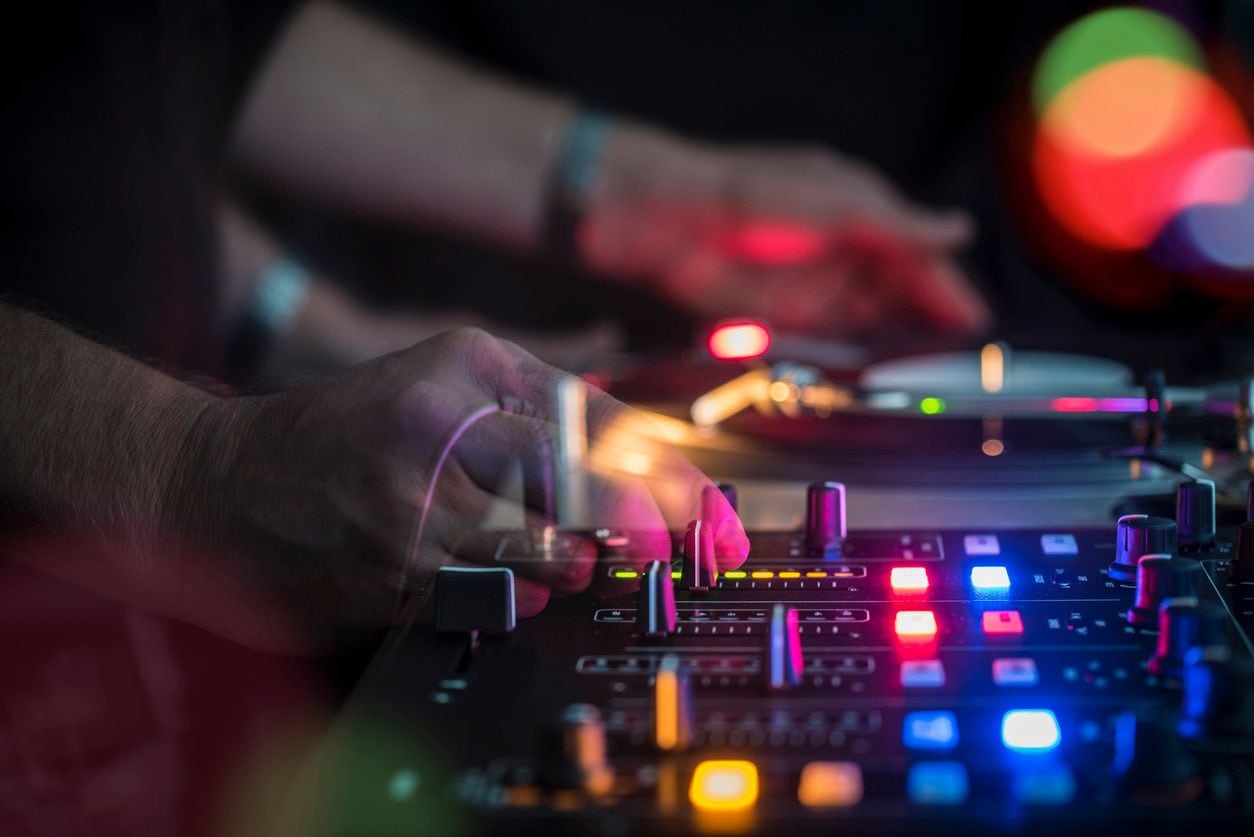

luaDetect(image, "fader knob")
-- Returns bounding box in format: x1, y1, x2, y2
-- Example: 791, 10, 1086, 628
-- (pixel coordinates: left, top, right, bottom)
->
1109, 515, 1177, 582
1175, 480, 1216, 548
1232, 522, 1254, 582
537, 703, 614, 796
766, 604, 804, 692
653, 654, 693, 752
805, 481, 846, 556
683, 520, 718, 591
1179, 646, 1254, 744
637, 560, 677, 639
1127, 556, 1202, 628
1149, 599, 1227, 678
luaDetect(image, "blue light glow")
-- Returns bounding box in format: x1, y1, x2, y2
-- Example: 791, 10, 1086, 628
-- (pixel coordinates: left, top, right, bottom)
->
971, 565, 1011, 590
906, 761, 969, 805
1002, 709, 1061, 752
903, 710, 959, 750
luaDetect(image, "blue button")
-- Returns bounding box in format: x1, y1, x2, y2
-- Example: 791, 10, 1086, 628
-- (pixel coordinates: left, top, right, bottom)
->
903, 710, 959, 750
1002, 709, 1061, 752
963, 534, 1000, 556
970, 565, 1011, 591
907, 761, 969, 805
992, 657, 1039, 687
1040, 534, 1078, 556
1013, 765, 1075, 805
901, 659, 946, 688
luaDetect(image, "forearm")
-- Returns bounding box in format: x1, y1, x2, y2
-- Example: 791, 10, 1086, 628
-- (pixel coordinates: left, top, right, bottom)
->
0, 303, 213, 537
231, 0, 575, 250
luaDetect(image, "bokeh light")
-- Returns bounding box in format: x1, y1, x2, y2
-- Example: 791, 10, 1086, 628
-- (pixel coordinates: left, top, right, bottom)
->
1030, 6, 1253, 267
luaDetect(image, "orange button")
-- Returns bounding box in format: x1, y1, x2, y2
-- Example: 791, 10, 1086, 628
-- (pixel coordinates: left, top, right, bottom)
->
895, 610, 938, 642
690, 760, 759, 812
890, 566, 929, 592
982, 610, 1024, 635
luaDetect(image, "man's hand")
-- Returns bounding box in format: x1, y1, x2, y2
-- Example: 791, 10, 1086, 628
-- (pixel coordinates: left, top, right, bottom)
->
179, 328, 746, 652
579, 127, 993, 338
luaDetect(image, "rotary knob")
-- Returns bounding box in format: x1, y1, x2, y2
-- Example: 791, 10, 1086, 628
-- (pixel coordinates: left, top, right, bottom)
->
1179, 646, 1254, 745
537, 704, 614, 796
1175, 480, 1216, 549
1112, 709, 1202, 805
1109, 515, 1177, 582
1127, 555, 1202, 628
1232, 522, 1254, 582
1149, 599, 1227, 678
805, 481, 846, 557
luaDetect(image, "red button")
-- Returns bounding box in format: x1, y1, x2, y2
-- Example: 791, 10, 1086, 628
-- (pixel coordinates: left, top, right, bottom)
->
982, 610, 1024, 635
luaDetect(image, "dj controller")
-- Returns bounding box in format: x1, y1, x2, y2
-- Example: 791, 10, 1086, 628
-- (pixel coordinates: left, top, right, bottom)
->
316, 345, 1254, 836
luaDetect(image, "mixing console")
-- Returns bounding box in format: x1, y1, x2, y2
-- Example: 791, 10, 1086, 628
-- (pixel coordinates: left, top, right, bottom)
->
333, 480, 1254, 835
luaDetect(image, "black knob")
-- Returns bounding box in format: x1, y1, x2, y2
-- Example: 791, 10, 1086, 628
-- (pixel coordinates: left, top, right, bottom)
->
716, 482, 738, 514
1127, 556, 1202, 627
638, 560, 677, 639
1176, 480, 1216, 548
766, 604, 804, 692
1112, 709, 1202, 805
805, 481, 846, 556
537, 703, 614, 796
434, 566, 516, 635
682, 519, 718, 591
1110, 515, 1177, 582
1233, 522, 1254, 582
1150, 599, 1228, 678
1179, 646, 1254, 744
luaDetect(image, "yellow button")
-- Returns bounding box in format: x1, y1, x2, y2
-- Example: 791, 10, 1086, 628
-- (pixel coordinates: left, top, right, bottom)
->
778, 571, 801, 579
689, 760, 759, 812
798, 761, 863, 808
806, 571, 827, 578
750, 571, 774, 579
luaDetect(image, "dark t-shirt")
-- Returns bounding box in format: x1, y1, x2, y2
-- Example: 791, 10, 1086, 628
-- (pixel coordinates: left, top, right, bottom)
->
1, 1, 293, 376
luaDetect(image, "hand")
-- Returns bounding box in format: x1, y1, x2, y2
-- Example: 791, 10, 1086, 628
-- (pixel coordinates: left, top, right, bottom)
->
578, 126, 993, 338
176, 328, 747, 653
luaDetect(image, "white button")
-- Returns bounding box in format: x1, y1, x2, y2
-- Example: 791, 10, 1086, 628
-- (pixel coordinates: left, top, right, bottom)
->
992, 657, 1039, 686
964, 534, 1000, 556
1040, 534, 1078, 556
900, 659, 946, 687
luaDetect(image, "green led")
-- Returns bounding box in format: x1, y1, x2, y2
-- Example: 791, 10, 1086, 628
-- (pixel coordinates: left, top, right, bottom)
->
671, 570, 682, 580
919, 397, 946, 415
724, 570, 747, 579
612, 570, 639, 579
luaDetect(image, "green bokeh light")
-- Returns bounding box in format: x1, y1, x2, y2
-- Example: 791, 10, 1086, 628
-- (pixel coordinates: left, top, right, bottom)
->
1032, 7, 1202, 115
919, 397, 946, 415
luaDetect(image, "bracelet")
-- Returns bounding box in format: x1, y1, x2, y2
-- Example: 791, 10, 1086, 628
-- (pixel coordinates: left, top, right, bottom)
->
223, 256, 311, 380
541, 110, 613, 267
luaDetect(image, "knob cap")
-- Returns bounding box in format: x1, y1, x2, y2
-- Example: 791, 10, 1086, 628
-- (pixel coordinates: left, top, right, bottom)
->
1232, 522, 1254, 582
1176, 480, 1216, 548
537, 703, 614, 796
434, 566, 516, 634
1179, 646, 1254, 744
766, 604, 804, 692
1110, 515, 1177, 582
682, 519, 718, 591
1112, 709, 1201, 804
1127, 555, 1202, 627
1150, 599, 1227, 678
638, 560, 677, 639
805, 481, 846, 556
653, 654, 693, 752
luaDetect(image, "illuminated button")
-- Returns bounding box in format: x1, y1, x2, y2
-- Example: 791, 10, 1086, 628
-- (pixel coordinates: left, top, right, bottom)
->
964, 534, 1001, 556
798, 762, 863, 808
1002, 710, 1061, 752
900, 659, 946, 688
1040, 534, 1078, 556
894, 610, 938, 642
751, 571, 774, 579
778, 571, 801, 579
806, 571, 827, 578
970, 565, 1011, 591
612, 570, 639, 579
1013, 765, 1076, 805
890, 566, 930, 593
982, 610, 1024, 635
903, 710, 958, 750
907, 761, 968, 805
723, 571, 747, 579
689, 760, 759, 812
992, 657, 1039, 686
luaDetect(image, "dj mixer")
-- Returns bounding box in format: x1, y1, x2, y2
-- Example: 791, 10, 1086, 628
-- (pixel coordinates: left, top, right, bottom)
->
328, 479, 1254, 836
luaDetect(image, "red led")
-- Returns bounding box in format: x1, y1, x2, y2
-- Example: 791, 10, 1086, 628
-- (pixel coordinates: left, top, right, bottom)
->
890, 566, 930, 593
895, 610, 938, 643
708, 321, 771, 361
982, 610, 1025, 636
